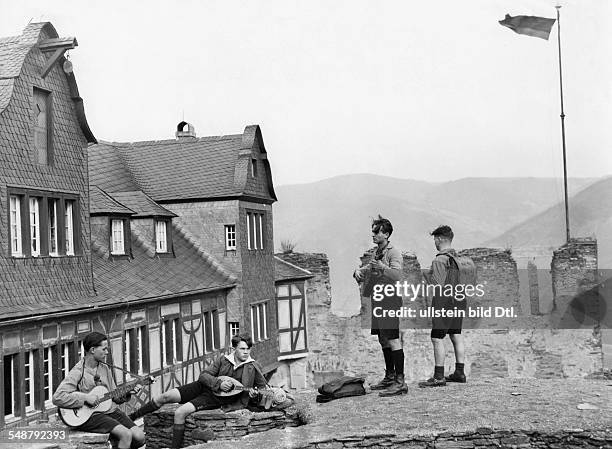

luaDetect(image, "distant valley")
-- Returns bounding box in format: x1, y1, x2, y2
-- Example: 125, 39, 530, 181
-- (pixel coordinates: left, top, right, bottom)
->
273, 174, 609, 314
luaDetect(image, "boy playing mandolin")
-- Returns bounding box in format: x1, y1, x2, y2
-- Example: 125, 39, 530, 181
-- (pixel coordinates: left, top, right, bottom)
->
129, 333, 268, 449
52, 332, 145, 449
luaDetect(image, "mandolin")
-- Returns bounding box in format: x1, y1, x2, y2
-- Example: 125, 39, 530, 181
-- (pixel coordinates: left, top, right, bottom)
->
213, 376, 286, 404
59, 376, 155, 427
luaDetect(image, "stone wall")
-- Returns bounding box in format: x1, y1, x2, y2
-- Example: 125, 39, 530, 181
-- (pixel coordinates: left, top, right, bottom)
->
293, 241, 604, 387
264, 428, 612, 449
144, 405, 302, 448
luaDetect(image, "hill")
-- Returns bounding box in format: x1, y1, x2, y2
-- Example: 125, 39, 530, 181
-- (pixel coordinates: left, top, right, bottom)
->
273, 174, 599, 314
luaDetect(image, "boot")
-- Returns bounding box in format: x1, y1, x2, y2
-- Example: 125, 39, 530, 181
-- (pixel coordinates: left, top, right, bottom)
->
370, 370, 395, 390
379, 374, 408, 397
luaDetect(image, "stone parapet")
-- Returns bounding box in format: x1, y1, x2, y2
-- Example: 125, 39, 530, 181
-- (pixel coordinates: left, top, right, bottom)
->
144, 405, 302, 448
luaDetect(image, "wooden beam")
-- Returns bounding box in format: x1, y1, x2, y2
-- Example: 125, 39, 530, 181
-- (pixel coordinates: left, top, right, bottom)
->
39, 38, 77, 79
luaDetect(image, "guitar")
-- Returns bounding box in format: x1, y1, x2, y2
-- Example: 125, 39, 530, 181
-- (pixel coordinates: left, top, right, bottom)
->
213, 376, 287, 404
59, 376, 155, 427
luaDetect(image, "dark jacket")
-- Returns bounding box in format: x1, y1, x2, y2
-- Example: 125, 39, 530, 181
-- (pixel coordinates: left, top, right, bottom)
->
198, 354, 267, 410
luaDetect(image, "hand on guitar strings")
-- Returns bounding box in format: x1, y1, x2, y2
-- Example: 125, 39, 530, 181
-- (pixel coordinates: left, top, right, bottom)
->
220, 379, 234, 392
84, 394, 101, 407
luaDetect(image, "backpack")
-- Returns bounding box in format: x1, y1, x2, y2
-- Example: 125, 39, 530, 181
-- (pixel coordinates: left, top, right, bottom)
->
443, 253, 477, 304
316, 376, 366, 403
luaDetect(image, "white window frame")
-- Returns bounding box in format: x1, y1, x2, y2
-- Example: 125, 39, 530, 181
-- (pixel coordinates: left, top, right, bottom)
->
225, 225, 236, 250
111, 219, 125, 255
48, 200, 58, 256
9, 196, 22, 256
65, 201, 74, 255
24, 350, 35, 413
162, 318, 179, 367
246, 213, 252, 250
43, 347, 54, 407
30, 198, 40, 257
258, 215, 264, 250
229, 322, 240, 337
61, 343, 70, 378
156, 220, 167, 253
4, 354, 16, 419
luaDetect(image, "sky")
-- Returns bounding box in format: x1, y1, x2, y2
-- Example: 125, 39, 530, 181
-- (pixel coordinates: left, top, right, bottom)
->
1, 0, 610, 186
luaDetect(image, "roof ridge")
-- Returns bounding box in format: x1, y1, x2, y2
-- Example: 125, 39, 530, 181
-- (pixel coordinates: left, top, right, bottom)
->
171, 221, 237, 283
99, 134, 243, 147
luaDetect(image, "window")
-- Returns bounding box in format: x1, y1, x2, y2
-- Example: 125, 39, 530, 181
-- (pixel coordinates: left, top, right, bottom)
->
276, 283, 308, 355
43, 346, 55, 406
229, 322, 240, 337
225, 225, 236, 251
24, 350, 36, 412
125, 326, 147, 376
3, 354, 17, 418
60, 342, 75, 379
204, 311, 213, 353
250, 302, 268, 342
33, 88, 51, 165
9, 196, 22, 256
251, 158, 258, 177
65, 200, 74, 255
30, 198, 40, 256
111, 219, 125, 255
48, 199, 58, 256
161, 318, 181, 367
246, 212, 265, 250
156, 220, 167, 253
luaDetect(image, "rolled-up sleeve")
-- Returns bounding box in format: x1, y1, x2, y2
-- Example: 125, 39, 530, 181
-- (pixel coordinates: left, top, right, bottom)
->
52, 366, 89, 409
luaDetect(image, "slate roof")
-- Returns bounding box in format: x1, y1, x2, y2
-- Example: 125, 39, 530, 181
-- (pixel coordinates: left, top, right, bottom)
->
274, 256, 313, 282
107, 190, 176, 218
0, 22, 95, 142
89, 186, 135, 215
92, 222, 236, 303
88, 125, 277, 202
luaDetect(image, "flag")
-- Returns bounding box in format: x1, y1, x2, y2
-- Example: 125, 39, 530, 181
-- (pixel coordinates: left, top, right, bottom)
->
499, 14, 556, 40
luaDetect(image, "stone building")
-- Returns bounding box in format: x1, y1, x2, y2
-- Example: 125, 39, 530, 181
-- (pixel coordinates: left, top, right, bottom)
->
0, 22, 312, 429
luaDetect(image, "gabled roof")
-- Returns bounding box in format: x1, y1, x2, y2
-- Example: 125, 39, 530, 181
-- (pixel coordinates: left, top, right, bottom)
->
107, 191, 176, 218
89, 186, 135, 216
274, 256, 313, 282
92, 222, 236, 303
88, 125, 277, 203
0, 22, 95, 142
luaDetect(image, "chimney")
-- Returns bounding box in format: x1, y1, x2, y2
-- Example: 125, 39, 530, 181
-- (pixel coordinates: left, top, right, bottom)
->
176, 121, 196, 140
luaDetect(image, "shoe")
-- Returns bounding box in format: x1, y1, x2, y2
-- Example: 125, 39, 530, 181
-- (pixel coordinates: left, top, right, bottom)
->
445, 372, 466, 383
370, 370, 396, 390
379, 374, 408, 397
418, 377, 446, 388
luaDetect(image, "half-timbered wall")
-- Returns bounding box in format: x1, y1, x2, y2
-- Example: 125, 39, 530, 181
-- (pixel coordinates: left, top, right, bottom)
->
0, 290, 228, 429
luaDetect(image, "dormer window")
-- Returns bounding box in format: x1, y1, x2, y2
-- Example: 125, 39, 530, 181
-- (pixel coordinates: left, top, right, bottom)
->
9, 195, 22, 256
251, 158, 258, 177
111, 219, 125, 255
156, 220, 167, 253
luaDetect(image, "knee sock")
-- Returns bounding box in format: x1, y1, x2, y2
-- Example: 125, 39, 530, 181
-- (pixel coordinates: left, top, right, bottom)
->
455, 362, 465, 375
129, 399, 160, 420
391, 349, 404, 376
434, 365, 445, 380
171, 424, 185, 449
382, 347, 394, 372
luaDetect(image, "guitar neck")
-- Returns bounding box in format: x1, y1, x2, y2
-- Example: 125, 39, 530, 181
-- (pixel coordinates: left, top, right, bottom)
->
100, 378, 145, 402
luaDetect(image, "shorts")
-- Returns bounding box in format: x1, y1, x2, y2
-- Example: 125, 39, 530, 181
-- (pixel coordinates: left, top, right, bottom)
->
76, 409, 135, 434
371, 293, 401, 340
177, 380, 236, 411
430, 295, 465, 339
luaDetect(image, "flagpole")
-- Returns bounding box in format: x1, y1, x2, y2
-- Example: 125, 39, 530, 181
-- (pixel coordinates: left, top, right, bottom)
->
555, 5, 570, 243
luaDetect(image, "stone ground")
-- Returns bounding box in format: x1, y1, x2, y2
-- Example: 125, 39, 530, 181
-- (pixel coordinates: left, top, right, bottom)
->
190, 378, 612, 449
